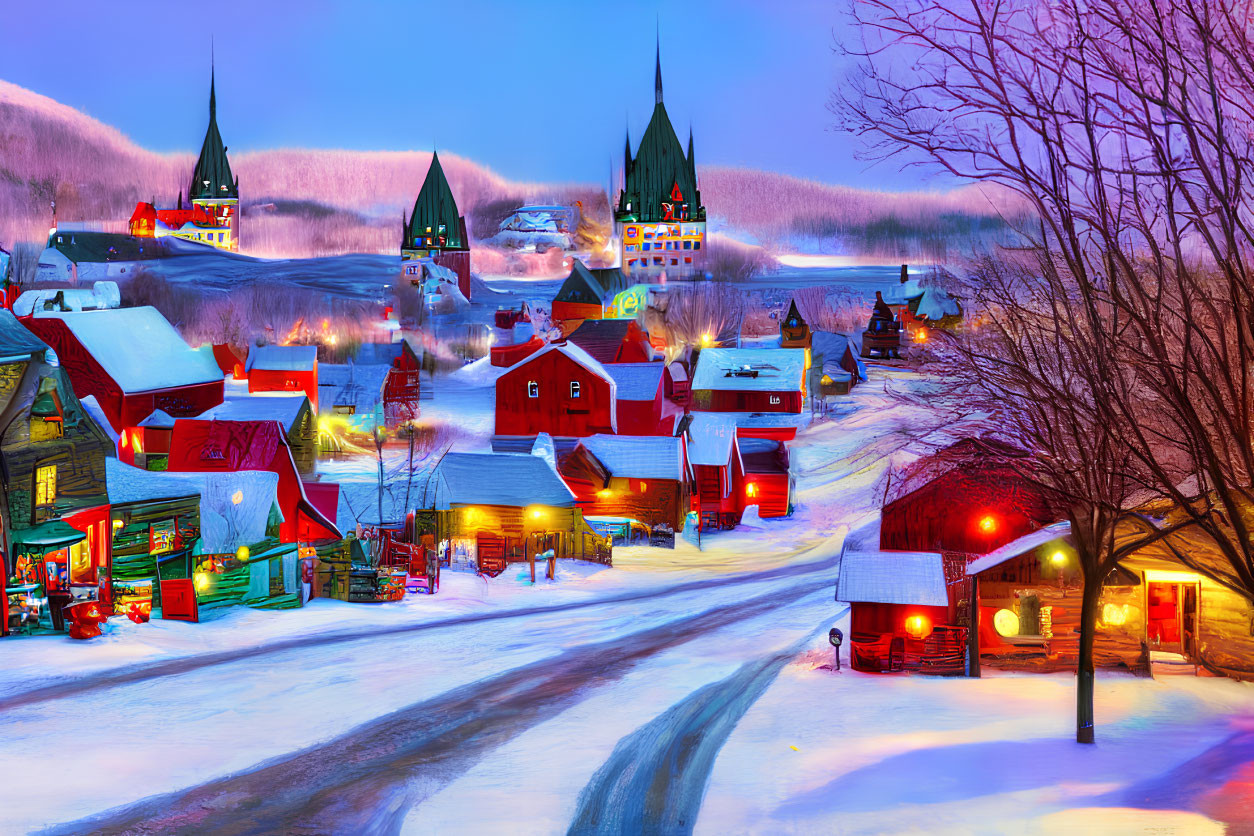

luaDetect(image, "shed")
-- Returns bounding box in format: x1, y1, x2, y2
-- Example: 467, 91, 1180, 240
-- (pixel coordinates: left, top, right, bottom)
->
690, 348, 806, 414
246, 345, 319, 410
837, 550, 963, 674
737, 437, 792, 518
22, 306, 224, 432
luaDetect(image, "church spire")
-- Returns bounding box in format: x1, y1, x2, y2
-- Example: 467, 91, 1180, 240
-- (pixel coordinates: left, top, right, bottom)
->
654, 34, 663, 105
209, 38, 216, 119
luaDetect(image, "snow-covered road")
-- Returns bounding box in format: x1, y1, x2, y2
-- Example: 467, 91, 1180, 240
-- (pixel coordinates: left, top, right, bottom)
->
3, 367, 1251, 834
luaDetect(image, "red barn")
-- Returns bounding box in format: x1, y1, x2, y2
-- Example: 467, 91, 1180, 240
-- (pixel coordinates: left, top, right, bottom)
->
495, 343, 617, 437
558, 434, 689, 530
166, 418, 339, 544
22, 306, 225, 433
247, 345, 319, 411
738, 437, 792, 518
836, 550, 965, 674
383, 339, 423, 426
566, 318, 653, 364
683, 413, 744, 530
604, 362, 677, 436
880, 438, 1055, 554
690, 348, 806, 414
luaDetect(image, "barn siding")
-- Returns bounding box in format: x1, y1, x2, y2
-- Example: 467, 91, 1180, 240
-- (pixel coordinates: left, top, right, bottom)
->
496, 351, 614, 437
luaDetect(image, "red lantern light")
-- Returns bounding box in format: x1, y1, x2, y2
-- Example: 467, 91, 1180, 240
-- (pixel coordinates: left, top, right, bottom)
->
978, 514, 998, 534
904, 614, 932, 640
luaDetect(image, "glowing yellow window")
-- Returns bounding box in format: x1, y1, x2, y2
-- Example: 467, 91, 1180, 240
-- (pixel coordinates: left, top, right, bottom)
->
35, 464, 57, 507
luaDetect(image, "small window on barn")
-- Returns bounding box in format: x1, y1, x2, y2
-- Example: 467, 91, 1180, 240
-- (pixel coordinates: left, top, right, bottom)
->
527, 381, 540, 398
570, 381, 582, 399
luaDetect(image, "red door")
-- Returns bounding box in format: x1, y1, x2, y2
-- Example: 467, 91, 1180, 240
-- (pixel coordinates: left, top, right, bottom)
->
160, 578, 199, 622
476, 534, 507, 577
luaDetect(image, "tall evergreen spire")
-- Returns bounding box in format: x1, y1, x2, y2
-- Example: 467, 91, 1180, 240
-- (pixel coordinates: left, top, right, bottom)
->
623, 128, 632, 181
190, 46, 237, 201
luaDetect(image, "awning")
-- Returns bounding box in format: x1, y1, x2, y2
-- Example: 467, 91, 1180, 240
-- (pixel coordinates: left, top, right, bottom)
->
13, 519, 87, 549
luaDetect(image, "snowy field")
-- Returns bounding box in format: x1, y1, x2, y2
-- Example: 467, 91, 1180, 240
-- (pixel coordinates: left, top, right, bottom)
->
1, 367, 1251, 834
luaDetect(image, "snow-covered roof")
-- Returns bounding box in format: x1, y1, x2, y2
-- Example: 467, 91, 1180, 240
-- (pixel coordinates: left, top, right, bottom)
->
502, 342, 618, 430
604, 363, 665, 401
837, 551, 949, 606
667, 361, 688, 383
580, 434, 685, 481
811, 331, 867, 381
247, 345, 318, 373
882, 279, 925, 305
198, 394, 307, 431
105, 458, 281, 554
34, 306, 222, 394
915, 287, 962, 321
691, 348, 806, 393
967, 522, 1072, 576
433, 452, 576, 509
138, 409, 177, 429
80, 395, 119, 447
686, 413, 739, 467
0, 309, 49, 359
12, 282, 120, 317
318, 363, 390, 412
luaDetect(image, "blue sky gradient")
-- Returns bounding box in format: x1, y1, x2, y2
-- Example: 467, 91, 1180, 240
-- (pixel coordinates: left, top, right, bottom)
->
0, 0, 944, 190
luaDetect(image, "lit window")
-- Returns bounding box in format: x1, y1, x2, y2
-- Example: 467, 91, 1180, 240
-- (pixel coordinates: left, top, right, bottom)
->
643, 243, 651, 252
654, 257, 663, 265
35, 464, 57, 507
527, 381, 539, 398
570, 381, 581, 398
684, 256, 692, 264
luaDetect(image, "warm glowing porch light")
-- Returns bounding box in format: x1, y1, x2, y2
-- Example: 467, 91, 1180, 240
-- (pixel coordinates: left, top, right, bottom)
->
904, 614, 932, 639
978, 514, 998, 534
1050, 550, 1067, 567
993, 608, 1019, 637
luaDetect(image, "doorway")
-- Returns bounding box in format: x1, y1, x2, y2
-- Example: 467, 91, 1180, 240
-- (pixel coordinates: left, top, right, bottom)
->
1147, 581, 1199, 658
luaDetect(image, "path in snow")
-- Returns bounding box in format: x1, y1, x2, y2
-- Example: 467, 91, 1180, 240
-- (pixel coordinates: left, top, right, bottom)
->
566, 611, 845, 836
44, 581, 831, 836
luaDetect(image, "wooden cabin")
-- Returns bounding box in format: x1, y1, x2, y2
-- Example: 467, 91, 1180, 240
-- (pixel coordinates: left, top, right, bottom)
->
427, 451, 611, 576
496, 343, 617, 437
810, 332, 866, 397
682, 413, 744, 531
166, 419, 340, 545
880, 438, 1055, 554
551, 260, 631, 336
21, 306, 225, 433
737, 438, 792, 518
197, 395, 317, 476
0, 311, 114, 636
837, 550, 966, 675
246, 345, 319, 411
604, 362, 676, 436
566, 318, 653, 365
559, 435, 689, 531
690, 348, 807, 414
779, 299, 811, 349
968, 520, 1254, 681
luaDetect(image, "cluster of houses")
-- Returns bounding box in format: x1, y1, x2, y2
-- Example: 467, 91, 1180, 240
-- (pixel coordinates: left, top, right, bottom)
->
836, 437, 1254, 682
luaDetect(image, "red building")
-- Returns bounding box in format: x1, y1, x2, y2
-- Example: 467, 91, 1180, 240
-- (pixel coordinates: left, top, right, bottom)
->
738, 438, 791, 518
566, 318, 653, 364
550, 261, 630, 336
690, 348, 806, 414
836, 550, 965, 674
21, 306, 225, 432
495, 343, 617, 437
604, 362, 677, 436
683, 413, 743, 530
166, 418, 339, 544
382, 340, 423, 426
246, 345, 319, 411
558, 434, 689, 530
880, 438, 1055, 554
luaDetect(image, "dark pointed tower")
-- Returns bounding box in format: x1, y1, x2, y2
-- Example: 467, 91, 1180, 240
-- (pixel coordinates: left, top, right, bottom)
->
401, 151, 472, 301
189, 53, 240, 251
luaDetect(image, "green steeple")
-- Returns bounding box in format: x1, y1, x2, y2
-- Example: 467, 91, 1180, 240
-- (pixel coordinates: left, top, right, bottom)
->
403, 151, 467, 251
189, 62, 238, 201
615, 43, 704, 225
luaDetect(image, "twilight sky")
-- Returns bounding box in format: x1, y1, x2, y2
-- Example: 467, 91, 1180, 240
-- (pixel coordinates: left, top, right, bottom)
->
0, 0, 943, 191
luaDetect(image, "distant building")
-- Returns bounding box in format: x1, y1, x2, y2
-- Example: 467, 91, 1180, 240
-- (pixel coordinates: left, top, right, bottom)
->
615, 42, 706, 278
127, 198, 231, 250
187, 63, 240, 251
402, 152, 471, 301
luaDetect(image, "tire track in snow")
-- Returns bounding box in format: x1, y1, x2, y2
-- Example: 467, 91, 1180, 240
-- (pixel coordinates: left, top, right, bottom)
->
0, 548, 840, 716
567, 607, 847, 836
41, 580, 833, 836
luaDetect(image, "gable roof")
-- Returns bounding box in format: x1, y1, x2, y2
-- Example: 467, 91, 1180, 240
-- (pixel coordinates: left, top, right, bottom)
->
433, 452, 576, 509
404, 152, 465, 250
36, 307, 222, 393
684, 412, 739, 467
567, 319, 649, 364
0, 309, 49, 359
603, 362, 665, 401
884, 437, 1033, 507
967, 522, 1072, 576
198, 394, 308, 431
317, 363, 391, 412
580, 434, 685, 481
555, 260, 610, 306
247, 344, 318, 373
138, 409, 177, 429
836, 551, 950, 606
189, 69, 238, 201
503, 341, 616, 388
811, 331, 867, 381
691, 348, 807, 393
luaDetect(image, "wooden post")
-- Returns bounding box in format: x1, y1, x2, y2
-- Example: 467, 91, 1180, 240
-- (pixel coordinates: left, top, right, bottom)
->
968, 575, 981, 677
529, 549, 535, 584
